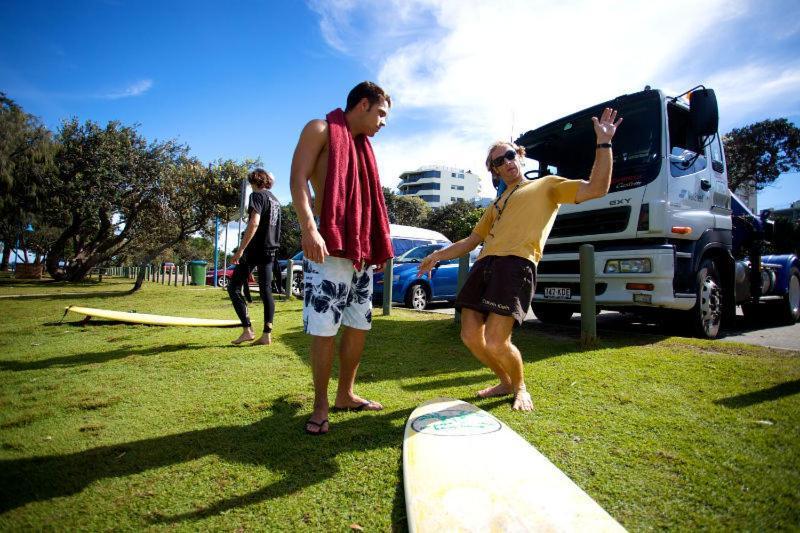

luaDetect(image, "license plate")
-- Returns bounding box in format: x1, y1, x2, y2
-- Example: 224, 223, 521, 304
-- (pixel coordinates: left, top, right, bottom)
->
544, 287, 571, 299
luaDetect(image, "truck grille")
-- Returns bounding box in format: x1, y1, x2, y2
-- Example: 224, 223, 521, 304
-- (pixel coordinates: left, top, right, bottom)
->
550, 206, 631, 238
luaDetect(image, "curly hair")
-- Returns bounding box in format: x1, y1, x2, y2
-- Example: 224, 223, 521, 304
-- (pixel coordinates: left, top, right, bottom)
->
248, 168, 274, 189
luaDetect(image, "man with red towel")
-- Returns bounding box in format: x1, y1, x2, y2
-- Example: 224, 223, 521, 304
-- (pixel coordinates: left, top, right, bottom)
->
290, 81, 394, 435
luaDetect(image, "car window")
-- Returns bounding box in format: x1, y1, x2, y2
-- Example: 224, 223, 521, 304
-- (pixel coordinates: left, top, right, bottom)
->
392, 238, 417, 256
396, 244, 443, 263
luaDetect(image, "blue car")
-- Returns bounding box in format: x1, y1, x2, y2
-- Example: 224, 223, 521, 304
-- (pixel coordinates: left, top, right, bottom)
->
373, 244, 481, 310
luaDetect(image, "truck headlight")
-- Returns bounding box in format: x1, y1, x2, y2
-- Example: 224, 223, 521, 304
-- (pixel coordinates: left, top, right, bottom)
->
604, 259, 652, 273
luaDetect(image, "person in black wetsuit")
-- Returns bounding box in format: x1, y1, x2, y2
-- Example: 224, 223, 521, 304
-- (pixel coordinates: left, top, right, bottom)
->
229, 168, 282, 345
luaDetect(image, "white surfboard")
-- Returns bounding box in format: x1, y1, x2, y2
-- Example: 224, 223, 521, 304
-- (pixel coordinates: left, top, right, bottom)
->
65, 306, 240, 327
403, 398, 626, 532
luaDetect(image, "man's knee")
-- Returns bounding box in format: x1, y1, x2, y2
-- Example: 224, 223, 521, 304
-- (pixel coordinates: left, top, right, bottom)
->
460, 326, 483, 349
484, 334, 510, 354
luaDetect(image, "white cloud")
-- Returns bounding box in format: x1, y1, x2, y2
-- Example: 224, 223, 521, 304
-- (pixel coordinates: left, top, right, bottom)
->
103, 79, 153, 100
312, 0, 800, 195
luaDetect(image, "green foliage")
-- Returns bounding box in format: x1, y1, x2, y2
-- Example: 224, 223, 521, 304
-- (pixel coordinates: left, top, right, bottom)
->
723, 118, 800, 192
278, 203, 301, 259
0, 94, 56, 268
383, 187, 431, 227
424, 199, 483, 241
393, 195, 431, 227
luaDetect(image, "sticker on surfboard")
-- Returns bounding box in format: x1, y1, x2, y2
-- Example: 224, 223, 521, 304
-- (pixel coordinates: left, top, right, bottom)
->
410, 407, 501, 436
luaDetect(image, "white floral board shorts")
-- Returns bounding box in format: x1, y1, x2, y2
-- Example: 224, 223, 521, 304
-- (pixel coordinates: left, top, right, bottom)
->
302, 256, 374, 336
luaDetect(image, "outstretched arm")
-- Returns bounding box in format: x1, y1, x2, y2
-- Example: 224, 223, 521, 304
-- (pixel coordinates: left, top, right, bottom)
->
417, 232, 483, 277
574, 107, 623, 203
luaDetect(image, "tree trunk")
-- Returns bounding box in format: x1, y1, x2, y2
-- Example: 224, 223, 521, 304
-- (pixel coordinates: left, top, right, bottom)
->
128, 239, 185, 293
0, 240, 10, 271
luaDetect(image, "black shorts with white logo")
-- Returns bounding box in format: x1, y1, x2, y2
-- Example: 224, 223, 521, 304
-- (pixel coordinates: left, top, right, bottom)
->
455, 255, 536, 325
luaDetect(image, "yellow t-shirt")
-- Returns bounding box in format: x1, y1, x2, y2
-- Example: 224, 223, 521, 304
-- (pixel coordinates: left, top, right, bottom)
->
473, 176, 581, 265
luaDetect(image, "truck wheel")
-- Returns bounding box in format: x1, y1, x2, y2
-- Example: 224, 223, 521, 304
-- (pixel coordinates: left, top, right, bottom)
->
777, 266, 800, 324
689, 259, 723, 338
532, 303, 574, 324
405, 282, 429, 311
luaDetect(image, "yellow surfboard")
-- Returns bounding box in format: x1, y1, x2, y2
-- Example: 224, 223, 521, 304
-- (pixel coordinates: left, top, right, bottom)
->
65, 306, 240, 327
403, 398, 626, 532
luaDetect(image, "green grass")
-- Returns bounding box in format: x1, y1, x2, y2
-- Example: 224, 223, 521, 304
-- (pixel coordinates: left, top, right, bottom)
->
0, 274, 798, 531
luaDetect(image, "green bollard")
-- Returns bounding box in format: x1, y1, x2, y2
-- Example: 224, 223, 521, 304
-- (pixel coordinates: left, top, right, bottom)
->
382, 257, 394, 316
579, 244, 597, 347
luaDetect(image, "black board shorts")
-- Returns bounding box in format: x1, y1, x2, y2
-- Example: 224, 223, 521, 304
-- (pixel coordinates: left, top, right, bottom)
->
455, 255, 536, 325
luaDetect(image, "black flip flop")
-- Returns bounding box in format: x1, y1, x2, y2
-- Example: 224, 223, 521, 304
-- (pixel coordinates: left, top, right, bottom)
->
331, 400, 381, 412
304, 418, 329, 436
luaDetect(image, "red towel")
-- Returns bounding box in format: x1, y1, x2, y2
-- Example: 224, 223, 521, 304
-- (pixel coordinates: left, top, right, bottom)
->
319, 108, 393, 268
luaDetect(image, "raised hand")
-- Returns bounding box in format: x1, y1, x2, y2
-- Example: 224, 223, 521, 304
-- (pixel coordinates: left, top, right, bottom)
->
592, 107, 623, 143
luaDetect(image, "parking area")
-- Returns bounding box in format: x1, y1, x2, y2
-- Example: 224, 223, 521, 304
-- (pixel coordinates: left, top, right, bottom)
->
427, 306, 800, 351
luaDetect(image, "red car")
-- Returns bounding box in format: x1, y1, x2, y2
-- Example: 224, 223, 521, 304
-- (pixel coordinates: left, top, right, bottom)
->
205, 265, 256, 289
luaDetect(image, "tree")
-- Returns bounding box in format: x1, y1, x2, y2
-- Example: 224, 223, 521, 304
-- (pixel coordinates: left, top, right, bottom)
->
0, 93, 56, 270
393, 195, 431, 227
424, 199, 483, 242
42, 118, 244, 284
382, 187, 400, 224
723, 118, 800, 192
124, 157, 245, 291
382, 187, 431, 227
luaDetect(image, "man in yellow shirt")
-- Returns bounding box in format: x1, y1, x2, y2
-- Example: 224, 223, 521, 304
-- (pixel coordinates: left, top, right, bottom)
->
418, 107, 622, 411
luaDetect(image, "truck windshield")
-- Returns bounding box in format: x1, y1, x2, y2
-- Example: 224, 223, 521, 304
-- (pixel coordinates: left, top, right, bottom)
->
516, 90, 662, 193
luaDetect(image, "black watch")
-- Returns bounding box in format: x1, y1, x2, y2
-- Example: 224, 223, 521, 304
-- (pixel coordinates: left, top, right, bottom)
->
596, 142, 612, 149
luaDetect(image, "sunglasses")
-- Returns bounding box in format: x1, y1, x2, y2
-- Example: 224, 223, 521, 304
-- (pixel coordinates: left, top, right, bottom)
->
491, 149, 516, 168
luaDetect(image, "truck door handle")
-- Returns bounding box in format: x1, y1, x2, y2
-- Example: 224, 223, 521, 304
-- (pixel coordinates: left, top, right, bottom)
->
700, 179, 711, 191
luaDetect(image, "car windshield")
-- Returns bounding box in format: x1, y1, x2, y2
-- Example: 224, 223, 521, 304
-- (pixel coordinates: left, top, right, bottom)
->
396, 244, 443, 263
292, 251, 303, 261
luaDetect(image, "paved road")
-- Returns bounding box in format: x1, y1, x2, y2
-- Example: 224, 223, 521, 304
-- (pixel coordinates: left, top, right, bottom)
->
426, 305, 800, 351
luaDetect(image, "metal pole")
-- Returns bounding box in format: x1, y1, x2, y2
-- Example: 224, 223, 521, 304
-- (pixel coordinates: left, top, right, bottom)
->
579, 244, 597, 347
454, 254, 470, 324
382, 258, 394, 316
285, 259, 293, 300
213, 216, 220, 287
223, 220, 229, 277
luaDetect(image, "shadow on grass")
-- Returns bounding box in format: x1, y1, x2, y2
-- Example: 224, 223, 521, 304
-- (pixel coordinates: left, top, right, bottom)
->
0, 397, 412, 527
278, 316, 580, 385
713, 379, 800, 408
0, 343, 205, 371
0, 290, 134, 301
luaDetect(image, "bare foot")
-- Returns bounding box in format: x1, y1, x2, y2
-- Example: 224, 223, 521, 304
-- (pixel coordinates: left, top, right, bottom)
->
477, 382, 513, 399
512, 390, 533, 411
332, 395, 383, 411
252, 333, 272, 345
231, 330, 255, 345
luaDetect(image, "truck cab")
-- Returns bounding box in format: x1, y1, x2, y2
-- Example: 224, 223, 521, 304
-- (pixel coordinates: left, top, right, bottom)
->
515, 87, 799, 338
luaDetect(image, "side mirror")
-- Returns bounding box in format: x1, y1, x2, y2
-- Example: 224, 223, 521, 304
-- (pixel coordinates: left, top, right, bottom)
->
689, 89, 719, 137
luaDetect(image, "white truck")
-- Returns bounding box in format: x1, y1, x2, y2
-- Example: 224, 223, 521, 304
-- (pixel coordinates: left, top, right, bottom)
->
515, 86, 800, 338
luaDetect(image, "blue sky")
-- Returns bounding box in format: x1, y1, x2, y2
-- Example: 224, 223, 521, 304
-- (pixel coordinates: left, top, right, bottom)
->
2, 0, 800, 218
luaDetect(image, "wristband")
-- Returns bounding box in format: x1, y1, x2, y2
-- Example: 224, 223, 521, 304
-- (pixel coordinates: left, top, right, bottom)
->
596, 142, 612, 149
